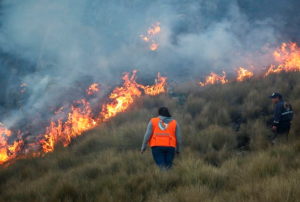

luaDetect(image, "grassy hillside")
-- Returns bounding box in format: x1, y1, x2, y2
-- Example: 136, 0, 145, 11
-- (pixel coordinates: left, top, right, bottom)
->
1, 72, 300, 202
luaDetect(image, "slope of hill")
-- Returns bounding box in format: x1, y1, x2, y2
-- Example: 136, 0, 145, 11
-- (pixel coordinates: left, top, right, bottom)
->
1, 72, 300, 202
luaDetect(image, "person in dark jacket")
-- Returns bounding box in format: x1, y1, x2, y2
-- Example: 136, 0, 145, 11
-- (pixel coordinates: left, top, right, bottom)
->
141, 107, 181, 169
269, 92, 293, 142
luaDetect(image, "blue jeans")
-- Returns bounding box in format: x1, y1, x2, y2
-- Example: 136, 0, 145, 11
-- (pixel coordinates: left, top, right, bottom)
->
151, 146, 175, 169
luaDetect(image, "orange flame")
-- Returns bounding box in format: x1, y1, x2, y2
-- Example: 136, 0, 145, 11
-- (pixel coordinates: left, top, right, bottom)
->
200, 71, 228, 86
102, 71, 167, 120
40, 100, 96, 153
0, 70, 167, 164
149, 40, 159, 51
140, 22, 160, 42
86, 83, 100, 95
140, 23, 160, 51
138, 73, 167, 95
0, 123, 12, 163
101, 70, 142, 120
0, 123, 24, 164
265, 42, 300, 76
236, 67, 254, 81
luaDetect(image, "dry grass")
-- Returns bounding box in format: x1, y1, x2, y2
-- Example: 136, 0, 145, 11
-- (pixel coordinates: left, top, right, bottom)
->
1, 72, 300, 201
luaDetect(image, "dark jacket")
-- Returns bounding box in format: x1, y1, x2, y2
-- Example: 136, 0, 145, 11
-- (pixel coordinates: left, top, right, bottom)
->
273, 100, 293, 127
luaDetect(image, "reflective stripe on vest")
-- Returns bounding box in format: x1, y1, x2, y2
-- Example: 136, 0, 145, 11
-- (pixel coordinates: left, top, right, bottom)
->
148, 117, 177, 148
282, 111, 293, 115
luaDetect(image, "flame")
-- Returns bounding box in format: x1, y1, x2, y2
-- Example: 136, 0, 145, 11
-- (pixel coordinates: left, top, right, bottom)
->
41, 121, 60, 153
40, 100, 96, 153
102, 71, 167, 120
86, 83, 100, 95
0, 123, 24, 164
1, 70, 167, 164
42, 71, 166, 152
149, 40, 159, 51
200, 71, 228, 86
101, 70, 142, 120
236, 67, 254, 81
138, 73, 167, 95
265, 42, 300, 76
140, 22, 160, 50
140, 22, 160, 42
0, 123, 12, 163
41, 70, 167, 152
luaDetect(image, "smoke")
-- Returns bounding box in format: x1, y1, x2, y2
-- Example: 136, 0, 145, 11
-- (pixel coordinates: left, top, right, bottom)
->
0, 0, 297, 129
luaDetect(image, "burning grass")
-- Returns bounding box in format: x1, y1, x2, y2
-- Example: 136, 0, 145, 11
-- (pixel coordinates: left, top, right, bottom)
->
0, 73, 300, 201
0, 70, 167, 165
1, 72, 300, 201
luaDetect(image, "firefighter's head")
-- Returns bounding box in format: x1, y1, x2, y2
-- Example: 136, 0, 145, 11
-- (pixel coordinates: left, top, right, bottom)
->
158, 107, 171, 117
269, 92, 282, 104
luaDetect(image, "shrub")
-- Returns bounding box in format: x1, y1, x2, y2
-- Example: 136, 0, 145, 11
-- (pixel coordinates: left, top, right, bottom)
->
188, 125, 236, 153
239, 119, 270, 151
241, 89, 270, 120
183, 95, 206, 117
196, 102, 231, 127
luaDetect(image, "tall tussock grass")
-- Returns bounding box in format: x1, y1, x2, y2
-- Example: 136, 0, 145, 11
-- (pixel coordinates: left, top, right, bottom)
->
2, 72, 300, 201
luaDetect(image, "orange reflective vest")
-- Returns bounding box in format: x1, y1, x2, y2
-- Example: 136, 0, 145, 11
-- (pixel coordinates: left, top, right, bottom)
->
148, 117, 177, 148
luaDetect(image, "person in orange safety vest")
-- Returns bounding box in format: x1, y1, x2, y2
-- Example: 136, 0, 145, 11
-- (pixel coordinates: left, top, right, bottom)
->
141, 107, 181, 169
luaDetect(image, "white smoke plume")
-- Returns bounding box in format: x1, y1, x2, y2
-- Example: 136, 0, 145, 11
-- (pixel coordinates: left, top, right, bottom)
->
0, 0, 298, 130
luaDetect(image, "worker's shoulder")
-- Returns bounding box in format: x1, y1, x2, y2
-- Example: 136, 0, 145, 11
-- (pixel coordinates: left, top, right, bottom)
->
173, 119, 179, 125
277, 100, 285, 106
281, 100, 292, 107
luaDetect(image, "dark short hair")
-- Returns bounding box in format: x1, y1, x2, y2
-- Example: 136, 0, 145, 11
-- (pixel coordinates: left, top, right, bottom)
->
158, 107, 171, 117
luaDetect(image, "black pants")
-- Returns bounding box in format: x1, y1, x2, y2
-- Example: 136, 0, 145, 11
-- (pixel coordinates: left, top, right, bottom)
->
274, 121, 290, 143
277, 121, 290, 135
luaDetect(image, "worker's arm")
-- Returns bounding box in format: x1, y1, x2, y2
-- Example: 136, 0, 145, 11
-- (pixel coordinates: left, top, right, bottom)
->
141, 121, 153, 152
175, 121, 181, 154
